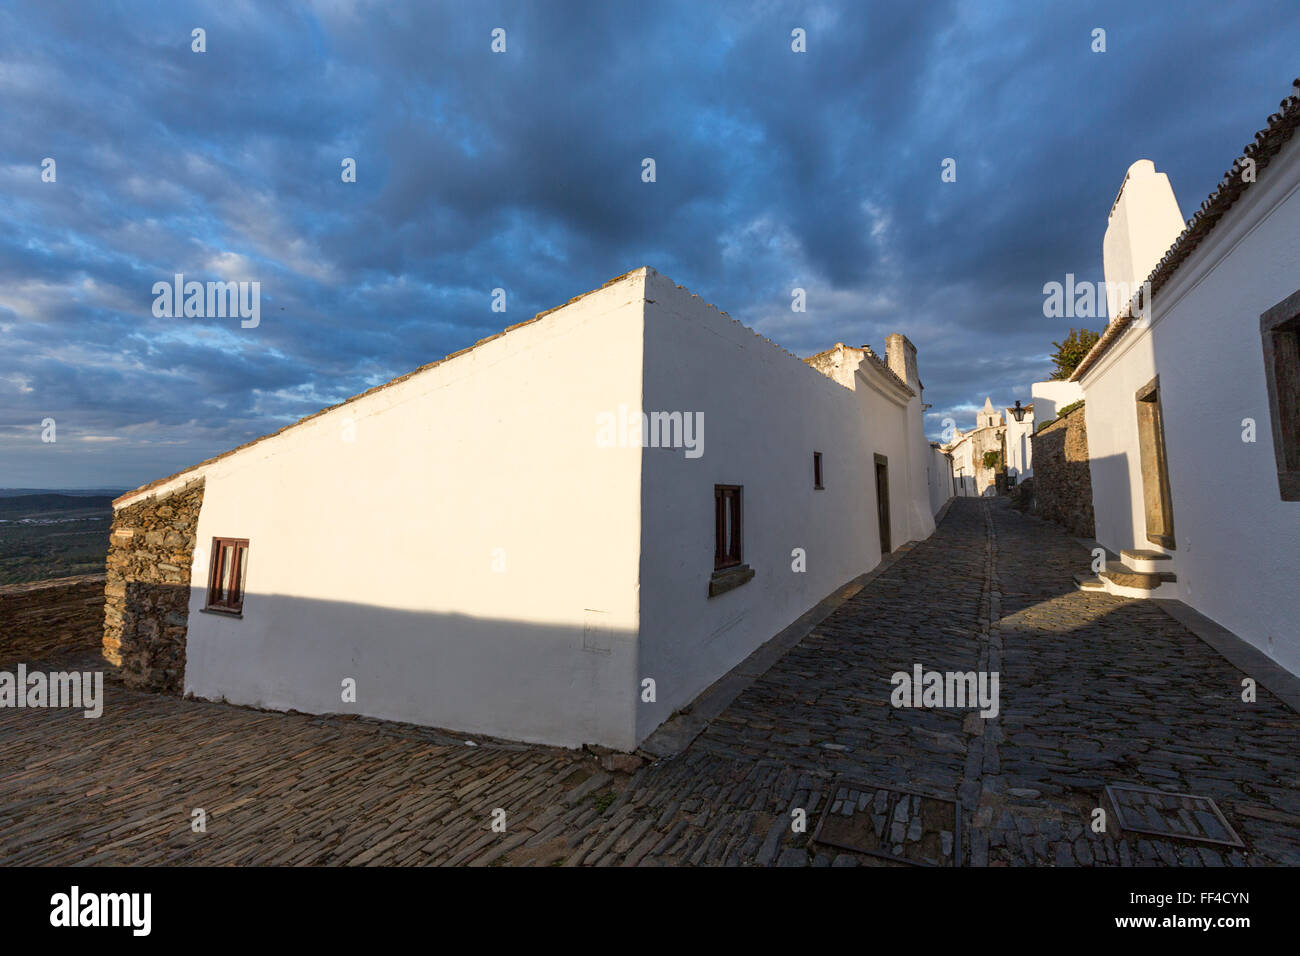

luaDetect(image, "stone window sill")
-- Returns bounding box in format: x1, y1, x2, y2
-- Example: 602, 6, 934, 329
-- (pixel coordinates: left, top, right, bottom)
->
708, 564, 754, 598
201, 606, 243, 619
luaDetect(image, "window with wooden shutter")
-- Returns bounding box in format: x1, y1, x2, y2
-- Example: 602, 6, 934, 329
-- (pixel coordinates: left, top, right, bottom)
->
709, 485, 754, 597
714, 485, 743, 570
206, 537, 250, 614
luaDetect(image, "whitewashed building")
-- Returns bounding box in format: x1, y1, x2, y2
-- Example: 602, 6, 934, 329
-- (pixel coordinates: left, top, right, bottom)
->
1030, 380, 1084, 425
1071, 80, 1300, 678
105, 267, 949, 750
927, 441, 955, 515
944, 398, 1005, 496
1004, 402, 1035, 483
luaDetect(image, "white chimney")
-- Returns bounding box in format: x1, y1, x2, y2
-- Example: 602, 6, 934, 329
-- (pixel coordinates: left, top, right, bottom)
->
1103, 160, 1184, 313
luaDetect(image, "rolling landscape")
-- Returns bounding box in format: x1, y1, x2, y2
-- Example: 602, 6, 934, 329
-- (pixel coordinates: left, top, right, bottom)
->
0, 491, 119, 585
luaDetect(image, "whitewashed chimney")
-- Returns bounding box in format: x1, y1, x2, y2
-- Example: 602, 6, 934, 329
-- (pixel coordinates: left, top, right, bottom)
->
885, 333, 920, 392
1103, 159, 1184, 309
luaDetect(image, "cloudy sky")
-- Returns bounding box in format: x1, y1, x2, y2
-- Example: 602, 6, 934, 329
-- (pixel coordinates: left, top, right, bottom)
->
1, 0, 1297, 489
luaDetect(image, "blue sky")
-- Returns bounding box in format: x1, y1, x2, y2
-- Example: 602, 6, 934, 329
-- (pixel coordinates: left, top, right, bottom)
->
1, 0, 1297, 489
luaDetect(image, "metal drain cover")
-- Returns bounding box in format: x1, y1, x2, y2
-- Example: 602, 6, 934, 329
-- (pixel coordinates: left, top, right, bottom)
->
811, 779, 961, 866
1105, 785, 1244, 848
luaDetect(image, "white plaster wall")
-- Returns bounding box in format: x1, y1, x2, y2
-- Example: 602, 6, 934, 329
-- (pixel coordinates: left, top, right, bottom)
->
948, 437, 975, 496
118, 266, 945, 749
1081, 328, 1158, 558
1083, 139, 1300, 675
902, 389, 938, 541
1005, 411, 1035, 480
634, 270, 929, 741
927, 445, 954, 516
175, 272, 648, 749
1031, 380, 1084, 424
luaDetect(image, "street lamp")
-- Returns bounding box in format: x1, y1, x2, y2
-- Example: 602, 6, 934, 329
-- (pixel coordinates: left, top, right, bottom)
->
1010, 400, 1027, 423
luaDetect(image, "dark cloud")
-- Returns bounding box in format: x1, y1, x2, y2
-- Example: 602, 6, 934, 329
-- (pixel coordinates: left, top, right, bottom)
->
0, 0, 1296, 487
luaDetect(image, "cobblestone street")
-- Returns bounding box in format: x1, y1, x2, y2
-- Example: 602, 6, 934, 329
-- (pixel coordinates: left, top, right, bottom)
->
2, 498, 1298, 866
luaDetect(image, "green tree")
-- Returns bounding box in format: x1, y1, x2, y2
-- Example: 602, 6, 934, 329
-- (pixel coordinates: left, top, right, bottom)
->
1049, 327, 1101, 380
982, 450, 1001, 470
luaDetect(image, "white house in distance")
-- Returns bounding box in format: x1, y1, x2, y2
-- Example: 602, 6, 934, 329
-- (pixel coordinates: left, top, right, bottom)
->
944, 397, 1005, 496
104, 267, 950, 751
1031, 380, 1083, 425
1003, 401, 1034, 483
1071, 79, 1300, 679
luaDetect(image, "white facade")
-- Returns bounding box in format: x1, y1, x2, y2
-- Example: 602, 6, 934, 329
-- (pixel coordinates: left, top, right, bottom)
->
131, 274, 646, 749
1030, 380, 1083, 426
113, 267, 947, 750
948, 434, 976, 496
927, 442, 954, 516
635, 272, 936, 741
1004, 404, 1034, 481
1076, 134, 1300, 676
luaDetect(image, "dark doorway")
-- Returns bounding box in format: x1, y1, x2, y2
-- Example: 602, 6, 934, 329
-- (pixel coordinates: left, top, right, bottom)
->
874, 453, 891, 554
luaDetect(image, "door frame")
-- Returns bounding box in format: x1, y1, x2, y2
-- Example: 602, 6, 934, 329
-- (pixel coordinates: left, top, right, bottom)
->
1135, 375, 1176, 549
874, 453, 891, 554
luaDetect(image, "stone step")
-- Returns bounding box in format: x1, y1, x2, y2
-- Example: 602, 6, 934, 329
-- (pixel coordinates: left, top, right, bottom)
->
1073, 573, 1106, 592
1121, 548, 1174, 573
1100, 563, 1177, 594
1121, 549, 1172, 561
1102, 566, 1160, 589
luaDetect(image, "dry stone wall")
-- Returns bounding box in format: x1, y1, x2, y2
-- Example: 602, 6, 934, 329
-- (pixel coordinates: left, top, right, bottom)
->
1030, 404, 1095, 537
0, 575, 105, 665
103, 479, 204, 693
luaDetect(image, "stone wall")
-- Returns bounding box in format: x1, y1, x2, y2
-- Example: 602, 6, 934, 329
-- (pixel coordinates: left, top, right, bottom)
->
1029, 403, 1095, 537
0, 575, 106, 666
103, 480, 204, 693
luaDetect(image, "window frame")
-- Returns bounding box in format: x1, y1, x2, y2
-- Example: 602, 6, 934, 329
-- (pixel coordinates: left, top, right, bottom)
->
714, 484, 743, 570
205, 537, 250, 615
1261, 289, 1300, 501
709, 484, 753, 598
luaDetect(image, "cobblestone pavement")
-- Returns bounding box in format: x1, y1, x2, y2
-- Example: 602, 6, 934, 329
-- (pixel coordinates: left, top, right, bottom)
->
2, 499, 1298, 865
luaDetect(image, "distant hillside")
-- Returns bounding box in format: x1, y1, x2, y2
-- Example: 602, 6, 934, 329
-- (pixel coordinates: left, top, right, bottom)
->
0, 494, 115, 518
0, 495, 114, 585
0, 488, 124, 498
